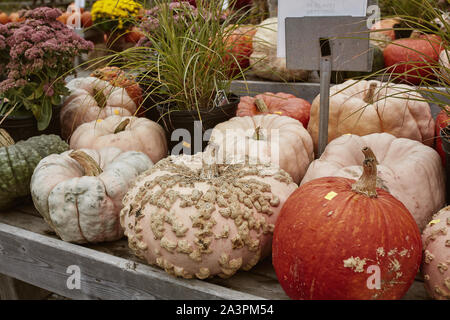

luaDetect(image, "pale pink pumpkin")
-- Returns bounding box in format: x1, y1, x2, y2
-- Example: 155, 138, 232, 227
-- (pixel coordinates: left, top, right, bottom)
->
69, 115, 168, 164
120, 151, 297, 279
31, 148, 153, 243
307, 80, 435, 153
206, 114, 314, 184
422, 207, 450, 300
60, 77, 137, 139
301, 133, 445, 231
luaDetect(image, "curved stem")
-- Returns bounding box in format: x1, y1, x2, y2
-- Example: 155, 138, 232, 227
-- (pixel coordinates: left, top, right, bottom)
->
352, 147, 378, 198
0, 129, 15, 147
363, 83, 378, 104
114, 118, 130, 134
201, 142, 219, 179
93, 88, 107, 109
252, 126, 264, 140
255, 98, 269, 113
69, 151, 103, 177
361, 146, 379, 165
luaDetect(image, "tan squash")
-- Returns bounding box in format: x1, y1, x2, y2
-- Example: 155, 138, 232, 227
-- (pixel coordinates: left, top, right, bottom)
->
301, 133, 445, 231
307, 80, 435, 153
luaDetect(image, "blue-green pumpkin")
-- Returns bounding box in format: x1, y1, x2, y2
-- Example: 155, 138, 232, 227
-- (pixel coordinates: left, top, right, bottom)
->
0, 130, 68, 211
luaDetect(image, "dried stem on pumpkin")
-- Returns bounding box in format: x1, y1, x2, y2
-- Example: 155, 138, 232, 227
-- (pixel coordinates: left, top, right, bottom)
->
114, 118, 131, 134
352, 147, 379, 198
363, 82, 378, 104
0, 129, 15, 147
69, 150, 103, 177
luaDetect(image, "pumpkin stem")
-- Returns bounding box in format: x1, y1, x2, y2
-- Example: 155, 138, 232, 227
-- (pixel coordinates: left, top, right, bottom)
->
0, 129, 14, 147
352, 148, 378, 198
253, 126, 265, 140
93, 88, 107, 109
69, 151, 103, 177
363, 83, 378, 104
255, 98, 269, 113
201, 142, 219, 179
361, 146, 379, 165
114, 118, 130, 134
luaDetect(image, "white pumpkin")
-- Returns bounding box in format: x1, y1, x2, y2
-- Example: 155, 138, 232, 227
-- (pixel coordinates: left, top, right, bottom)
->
120, 150, 297, 279
69, 115, 168, 164
249, 17, 309, 82
422, 206, 450, 300
301, 133, 445, 231
31, 148, 153, 243
60, 77, 137, 139
206, 114, 314, 184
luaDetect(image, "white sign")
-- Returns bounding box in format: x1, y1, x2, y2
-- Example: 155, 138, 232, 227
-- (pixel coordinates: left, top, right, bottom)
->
277, 0, 368, 57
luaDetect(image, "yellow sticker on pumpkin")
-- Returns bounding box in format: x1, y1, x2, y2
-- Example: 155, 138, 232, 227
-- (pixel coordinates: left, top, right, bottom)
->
114, 109, 120, 115
182, 141, 191, 148
428, 219, 440, 226
274, 111, 283, 115
96, 119, 103, 123
325, 191, 338, 201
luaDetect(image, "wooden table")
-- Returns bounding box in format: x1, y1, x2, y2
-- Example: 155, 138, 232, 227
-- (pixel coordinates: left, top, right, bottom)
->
0, 204, 432, 300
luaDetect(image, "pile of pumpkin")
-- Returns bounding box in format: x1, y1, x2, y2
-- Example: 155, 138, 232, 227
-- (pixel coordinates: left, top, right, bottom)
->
0, 65, 449, 300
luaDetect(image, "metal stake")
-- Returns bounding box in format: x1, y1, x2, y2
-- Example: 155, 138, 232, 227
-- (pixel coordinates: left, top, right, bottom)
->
318, 39, 332, 158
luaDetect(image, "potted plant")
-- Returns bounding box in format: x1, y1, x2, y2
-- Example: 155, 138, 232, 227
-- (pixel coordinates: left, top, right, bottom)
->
115, 0, 253, 154
0, 7, 93, 141
91, 0, 143, 53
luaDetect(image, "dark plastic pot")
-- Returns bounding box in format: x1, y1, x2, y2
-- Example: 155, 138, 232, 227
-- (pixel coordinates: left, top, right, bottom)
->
157, 95, 239, 155
440, 127, 450, 205
0, 107, 62, 142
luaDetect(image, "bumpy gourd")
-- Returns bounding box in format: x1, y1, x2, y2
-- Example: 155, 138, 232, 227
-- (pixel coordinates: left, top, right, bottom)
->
31, 148, 153, 243
0, 130, 68, 211
301, 133, 445, 231
422, 207, 450, 300
120, 151, 297, 279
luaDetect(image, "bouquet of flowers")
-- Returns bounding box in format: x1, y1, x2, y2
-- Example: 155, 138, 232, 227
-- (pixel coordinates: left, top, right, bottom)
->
91, 0, 143, 32
0, 7, 93, 130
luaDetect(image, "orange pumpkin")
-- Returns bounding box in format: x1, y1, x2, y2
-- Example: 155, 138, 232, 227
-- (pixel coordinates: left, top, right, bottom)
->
273, 147, 422, 300
435, 107, 450, 165
224, 25, 257, 76
384, 34, 443, 85
81, 11, 92, 28
0, 12, 10, 24
91, 67, 143, 108
9, 12, 24, 23
125, 27, 144, 44
57, 12, 70, 25
236, 92, 311, 128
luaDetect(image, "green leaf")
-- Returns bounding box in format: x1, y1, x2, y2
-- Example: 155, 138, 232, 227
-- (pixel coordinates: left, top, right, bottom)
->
51, 94, 61, 106
36, 100, 52, 131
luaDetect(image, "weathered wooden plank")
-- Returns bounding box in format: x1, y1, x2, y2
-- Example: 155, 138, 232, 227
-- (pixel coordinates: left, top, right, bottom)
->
0, 208, 432, 300
0, 274, 51, 300
0, 223, 263, 300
